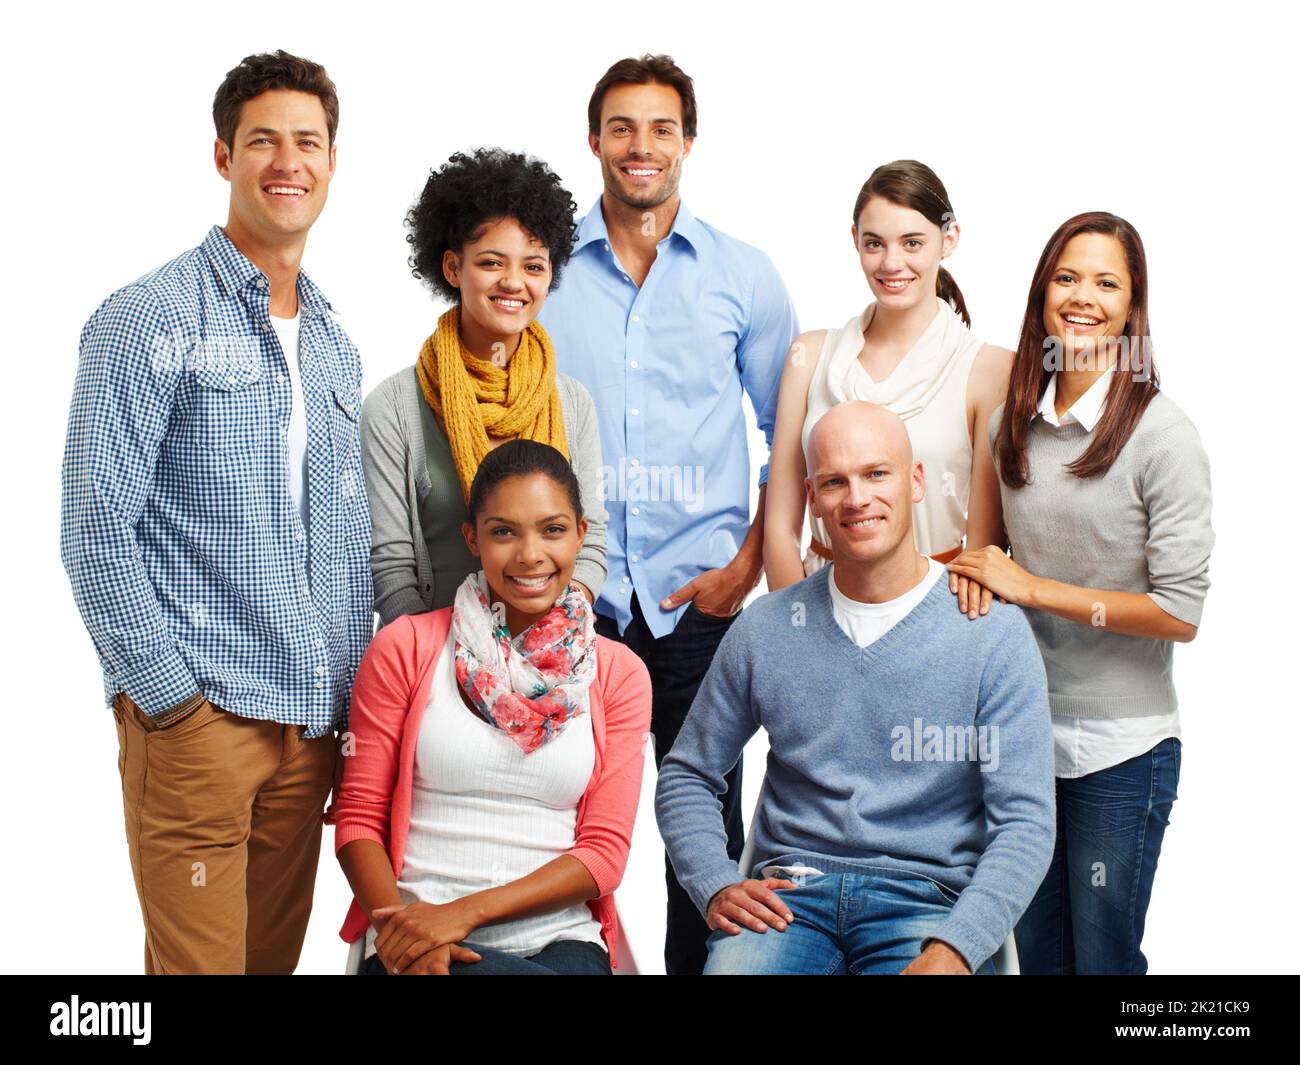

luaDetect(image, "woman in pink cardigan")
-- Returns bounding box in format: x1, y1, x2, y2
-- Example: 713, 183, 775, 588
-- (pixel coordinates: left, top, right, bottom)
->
334, 440, 652, 974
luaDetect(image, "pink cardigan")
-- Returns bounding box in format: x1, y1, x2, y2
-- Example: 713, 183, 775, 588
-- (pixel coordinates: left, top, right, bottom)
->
334, 607, 652, 969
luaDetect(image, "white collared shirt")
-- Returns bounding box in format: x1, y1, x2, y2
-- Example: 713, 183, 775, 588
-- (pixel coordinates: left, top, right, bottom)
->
1035, 372, 1181, 779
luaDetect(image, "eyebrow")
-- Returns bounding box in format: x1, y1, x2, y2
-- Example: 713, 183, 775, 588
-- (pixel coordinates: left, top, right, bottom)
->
605, 115, 680, 127
814, 460, 892, 478
485, 514, 571, 524
859, 231, 927, 240
476, 249, 549, 260
245, 127, 324, 139
1056, 264, 1122, 280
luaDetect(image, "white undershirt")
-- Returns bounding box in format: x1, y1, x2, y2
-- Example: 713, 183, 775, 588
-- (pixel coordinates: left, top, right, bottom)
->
828, 557, 946, 648
393, 638, 606, 956
1038, 372, 1180, 778
269, 312, 310, 539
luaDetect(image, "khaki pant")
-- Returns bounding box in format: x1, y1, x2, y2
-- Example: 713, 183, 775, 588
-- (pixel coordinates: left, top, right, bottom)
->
111, 692, 337, 974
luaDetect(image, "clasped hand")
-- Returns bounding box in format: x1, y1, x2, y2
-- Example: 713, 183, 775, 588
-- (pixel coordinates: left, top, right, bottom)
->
370, 899, 482, 975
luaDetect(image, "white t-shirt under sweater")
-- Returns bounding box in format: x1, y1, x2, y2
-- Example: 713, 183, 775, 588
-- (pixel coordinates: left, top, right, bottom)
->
393, 637, 606, 957
268, 313, 310, 540
1037, 371, 1180, 780
828, 557, 947, 647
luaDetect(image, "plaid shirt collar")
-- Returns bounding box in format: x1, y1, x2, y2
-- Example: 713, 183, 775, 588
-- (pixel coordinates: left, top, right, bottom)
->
199, 224, 335, 318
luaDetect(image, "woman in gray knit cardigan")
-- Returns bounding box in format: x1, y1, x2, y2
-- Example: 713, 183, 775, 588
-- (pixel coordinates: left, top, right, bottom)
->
946, 212, 1213, 975
362, 149, 608, 626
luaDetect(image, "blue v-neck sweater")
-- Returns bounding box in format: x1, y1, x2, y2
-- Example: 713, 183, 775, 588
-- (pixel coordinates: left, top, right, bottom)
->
655, 565, 1055, 971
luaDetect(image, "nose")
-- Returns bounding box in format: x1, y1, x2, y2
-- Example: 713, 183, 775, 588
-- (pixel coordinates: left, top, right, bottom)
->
628, 129, 653, 158
514, 533, 546, 567
846, 474, 874, 511
880, 243, 905, 274
498, 265, 524, 292
270, 140, 301, 173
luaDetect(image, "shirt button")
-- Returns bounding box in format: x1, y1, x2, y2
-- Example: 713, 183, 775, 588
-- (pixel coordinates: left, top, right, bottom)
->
631, 506, 640, 516
629, 360, 638, 369
314, 665, 325, 676
630, 554, 638, 563
225, 375, 237, 385
276, 372, 286, 384
315, 680, 323, 689
631, 314, 640, 323
622, 576, 631, 583
295, 530, 305, 542
314, 638, 324, 648
261, 323, 271, 333
604, 243, 610, 252
256, 278, 267, 289
630, 457, 639, 466
630, 408, 639, 417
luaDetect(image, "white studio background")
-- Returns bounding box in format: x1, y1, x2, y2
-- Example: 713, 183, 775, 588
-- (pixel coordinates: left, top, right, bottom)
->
1, 0, 1293, 974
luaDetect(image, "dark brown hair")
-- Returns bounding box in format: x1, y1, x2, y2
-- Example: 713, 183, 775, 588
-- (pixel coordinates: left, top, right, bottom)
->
587, 54, 698, 139
994, 211, 1159, 488
212, 50, 339, 154
852, 160, 970, 327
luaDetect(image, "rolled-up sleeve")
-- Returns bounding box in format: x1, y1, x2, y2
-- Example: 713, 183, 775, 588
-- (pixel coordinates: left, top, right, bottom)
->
568, 641, 651, 896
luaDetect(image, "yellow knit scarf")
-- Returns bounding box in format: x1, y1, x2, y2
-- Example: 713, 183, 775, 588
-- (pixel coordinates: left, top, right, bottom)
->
415, 305, 569, 503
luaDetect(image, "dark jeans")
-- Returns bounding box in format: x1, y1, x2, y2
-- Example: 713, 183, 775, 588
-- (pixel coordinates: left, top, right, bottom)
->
362, 938, 611, 975
595, 594, 745, 976
1016, 737, 1181, 975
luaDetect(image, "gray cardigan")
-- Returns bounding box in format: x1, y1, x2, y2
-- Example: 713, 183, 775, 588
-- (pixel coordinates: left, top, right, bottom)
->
361, 365, 609, 626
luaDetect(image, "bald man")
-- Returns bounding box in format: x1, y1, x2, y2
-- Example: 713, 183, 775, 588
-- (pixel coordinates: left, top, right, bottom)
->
654, 401, 1055, 975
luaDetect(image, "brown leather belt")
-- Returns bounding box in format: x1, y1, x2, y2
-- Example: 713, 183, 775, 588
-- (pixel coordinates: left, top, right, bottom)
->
808, 537, 963, 565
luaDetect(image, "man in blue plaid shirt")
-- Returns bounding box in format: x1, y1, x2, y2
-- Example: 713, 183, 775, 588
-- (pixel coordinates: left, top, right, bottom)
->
59, 51, 372, 974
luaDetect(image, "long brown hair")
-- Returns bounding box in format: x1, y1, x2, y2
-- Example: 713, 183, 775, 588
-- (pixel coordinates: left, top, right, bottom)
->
852, 160, 970, 327
995, 211, 1160, 488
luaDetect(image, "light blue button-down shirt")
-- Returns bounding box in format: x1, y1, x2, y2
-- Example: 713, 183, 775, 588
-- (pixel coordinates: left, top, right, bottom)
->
538, 198, 798, 638
60, 226, 372, 738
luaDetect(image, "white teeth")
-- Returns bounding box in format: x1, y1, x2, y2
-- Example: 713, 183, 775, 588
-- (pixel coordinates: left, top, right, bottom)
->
624, 168, 658, 176
492, 298, 525, 308
266, 186, 306, 196
881, 279, 912, 288
510, 574, 552, 587
1064, 315, 1100, 325
845, 517, 881, 527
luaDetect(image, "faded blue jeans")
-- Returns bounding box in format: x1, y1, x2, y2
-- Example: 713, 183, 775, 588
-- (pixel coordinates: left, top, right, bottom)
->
702, 872, 997, 975
1016, 737, 1181, 975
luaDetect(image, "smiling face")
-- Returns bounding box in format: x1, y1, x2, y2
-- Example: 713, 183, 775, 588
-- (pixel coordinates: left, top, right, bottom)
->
215, 89, 334, 249
853, 197, 956, 310
442, 217, 552, 357
589, 81, 693, 210
1043, 232, 1133, 368
806, 403, 924, 565
462, 472, 588, 635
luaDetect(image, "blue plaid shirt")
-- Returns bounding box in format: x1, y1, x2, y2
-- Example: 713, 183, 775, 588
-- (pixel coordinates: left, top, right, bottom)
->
60, 226, 372, 738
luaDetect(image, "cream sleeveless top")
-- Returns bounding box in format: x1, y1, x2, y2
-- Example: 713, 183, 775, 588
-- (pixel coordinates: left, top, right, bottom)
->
800, 297, 983, 573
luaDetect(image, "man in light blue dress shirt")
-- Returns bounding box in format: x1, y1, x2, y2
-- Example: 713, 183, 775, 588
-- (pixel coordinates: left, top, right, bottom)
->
537, 54, 799, 974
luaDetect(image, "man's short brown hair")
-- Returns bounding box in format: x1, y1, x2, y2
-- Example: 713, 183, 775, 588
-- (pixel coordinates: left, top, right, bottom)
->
587, 54, 697, 139
212, 50, 339, 153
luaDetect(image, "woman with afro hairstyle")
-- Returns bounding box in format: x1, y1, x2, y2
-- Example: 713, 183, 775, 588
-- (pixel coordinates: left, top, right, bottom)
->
361, 148, 609, 625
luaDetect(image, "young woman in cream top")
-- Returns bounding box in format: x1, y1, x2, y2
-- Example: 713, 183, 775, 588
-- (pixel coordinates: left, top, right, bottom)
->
764, 161, 1012, 617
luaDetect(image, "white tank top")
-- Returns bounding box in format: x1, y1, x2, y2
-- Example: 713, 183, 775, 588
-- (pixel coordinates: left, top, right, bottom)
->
801, 297, 983, 571
393, 638, 606, 956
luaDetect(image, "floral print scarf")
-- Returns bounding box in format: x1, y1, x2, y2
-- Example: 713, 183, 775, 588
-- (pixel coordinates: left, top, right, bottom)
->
450, 570, 597, 754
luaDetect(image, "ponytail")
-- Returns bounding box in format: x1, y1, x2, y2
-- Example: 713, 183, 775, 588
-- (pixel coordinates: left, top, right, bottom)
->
936, 266, 970, 327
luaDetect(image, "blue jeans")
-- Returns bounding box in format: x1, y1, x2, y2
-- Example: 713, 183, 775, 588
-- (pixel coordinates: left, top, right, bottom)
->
361, 937, 611, 975
1016, 737, 1181, 975
702, 873, 997, 975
